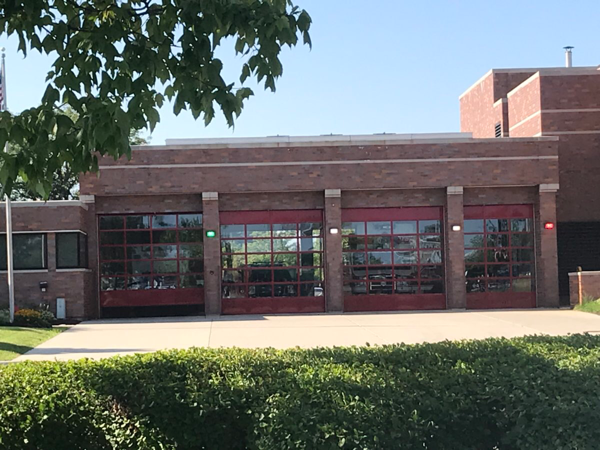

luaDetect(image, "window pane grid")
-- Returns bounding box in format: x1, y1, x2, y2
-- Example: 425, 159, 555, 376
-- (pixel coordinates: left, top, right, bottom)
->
342, 220, 443, 295
99, 214, 203, 291
464, 217, 534, 293
221, 221, 324, 298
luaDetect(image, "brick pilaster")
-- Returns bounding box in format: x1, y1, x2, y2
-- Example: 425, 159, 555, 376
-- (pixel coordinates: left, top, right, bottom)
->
536, 184, 560, 307
81, 195, 100, 319
445, 186, 466, 309
324, 189, 343, 312
202, 192, 221, 316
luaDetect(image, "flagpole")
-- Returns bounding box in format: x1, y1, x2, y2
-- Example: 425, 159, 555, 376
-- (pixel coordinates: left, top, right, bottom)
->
1, 48, 14, 323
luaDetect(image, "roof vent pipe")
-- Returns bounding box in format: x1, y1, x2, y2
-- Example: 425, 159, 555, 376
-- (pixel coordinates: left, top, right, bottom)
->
564, 46, 574, 68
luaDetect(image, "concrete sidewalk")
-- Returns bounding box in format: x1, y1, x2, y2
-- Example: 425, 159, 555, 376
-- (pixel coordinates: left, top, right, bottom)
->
14, 309, 600, 362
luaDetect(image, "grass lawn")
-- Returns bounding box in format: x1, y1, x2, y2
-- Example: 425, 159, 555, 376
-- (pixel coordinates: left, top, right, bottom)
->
0, 326, 65, 361
574, 298, 600, 314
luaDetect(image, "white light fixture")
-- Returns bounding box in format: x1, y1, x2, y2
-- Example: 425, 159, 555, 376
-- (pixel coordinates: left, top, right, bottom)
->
452, 225, 462, 232
329, 227, 340, 235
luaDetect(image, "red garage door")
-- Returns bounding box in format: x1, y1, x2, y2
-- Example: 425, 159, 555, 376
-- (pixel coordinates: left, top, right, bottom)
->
342, 207, 446, 312
464, 205, 536, 309
220, 210, 325, 314
98, 213, 205, 307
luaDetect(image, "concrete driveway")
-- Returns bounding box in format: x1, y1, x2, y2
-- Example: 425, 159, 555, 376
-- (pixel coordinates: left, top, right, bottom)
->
15, 309, 600, 361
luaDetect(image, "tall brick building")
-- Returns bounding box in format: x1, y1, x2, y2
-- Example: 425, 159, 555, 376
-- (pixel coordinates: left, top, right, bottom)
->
3, 62, 597, 319
460, 65, 600, 301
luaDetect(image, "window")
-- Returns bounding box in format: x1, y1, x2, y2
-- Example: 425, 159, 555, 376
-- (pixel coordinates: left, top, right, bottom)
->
494, 122, 502, 138
464, 211, 534, 294
342, 218, 444, 296
221, 217, 324, 299
56, 232, 88, 269
99, 213, 204, 291
0, 233, 47, 270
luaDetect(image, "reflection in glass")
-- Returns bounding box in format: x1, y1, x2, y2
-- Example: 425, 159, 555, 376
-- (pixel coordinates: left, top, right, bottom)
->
222, 270, 244, 283
420, 250, 442, 264
222, 285, 246, 298
153, 260, 177, 274
179, 230, 204, 243
274, 268, 297, 282
274, 253, 298, 266
220, 225, 244, 238
274, 284, 297, 297
101, 277, 125, 291
247, 239, 272, 253
300, 222, 322, 236
300, 237, 321, 252
367, 221, 391, 235
394, 251, 418, 264
487, 249, 509, 263
421, 280, 443, 294
221, 240, 245, 254
486, 219, 509, 232
512, 278, 533, 292
300, 268, 323, 281
420, 265, 443, 279
128, 276, 151, 290
487, 264, 510, 277
464, 234, 484, 248
487, 279, 510, 292
395, 280, 418, 294
343, 236, 364, 250
273, 238, 298, 252
179, 244, 203, 259
512, 264, 533, 277
151, 230, 175, 244
154, 275, 177, 289
487, 234, 509, 248
152, 215, 177, 228
126, 216, 150, 229
100, 232, 124, 245
393, 221, 417, 234
247, 224, 271, 237
179, 214, 203, 228
511, 218, 532, 232
419, 220, 441, 234
247, 253, 271, 265
342, 222, 365, 235
463, 219, 484, 233
368, 251, 392, 265
221, 255, 246, 269
127, 260, 151, 275
393, 236, 417, 249
249, 269, 272, 283
419, 235, 441, 249
101, 246, 124, 261
273, 223, 297, 237
512, 249, 533, 262
99, 216, 124, 230
101, 262, 125, 275
394, 265, 418, 279
152, 245, 177, 259
179, 259, 203, 274
511, 233, 533, 247
180, 274, 203, 288
367, 236, 391, 250
249, 284, 272, 297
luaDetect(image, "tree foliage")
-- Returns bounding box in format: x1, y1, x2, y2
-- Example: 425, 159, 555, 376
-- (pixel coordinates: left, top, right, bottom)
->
9, 106, 148, 200
0, 0, 312, 198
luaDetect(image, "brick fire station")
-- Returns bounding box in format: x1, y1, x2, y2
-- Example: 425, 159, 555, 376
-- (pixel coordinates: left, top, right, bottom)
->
2, 63, 599, 319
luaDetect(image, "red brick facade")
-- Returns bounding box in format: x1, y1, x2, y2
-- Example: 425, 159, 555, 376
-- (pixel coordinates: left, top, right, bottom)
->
460, 66, 600, 301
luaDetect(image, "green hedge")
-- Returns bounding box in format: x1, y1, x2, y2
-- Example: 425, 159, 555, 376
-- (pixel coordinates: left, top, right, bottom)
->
2, 335, 600, 449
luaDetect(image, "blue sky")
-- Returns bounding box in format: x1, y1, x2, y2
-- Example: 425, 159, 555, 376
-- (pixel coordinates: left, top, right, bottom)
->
3, 0, 600, 144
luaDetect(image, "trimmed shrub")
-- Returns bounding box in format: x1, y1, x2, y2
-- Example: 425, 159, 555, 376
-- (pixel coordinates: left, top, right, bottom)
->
0, 308, 9, 325
2, 335, 600, 449
37, 303, 56, 324
13, 309, 52, 328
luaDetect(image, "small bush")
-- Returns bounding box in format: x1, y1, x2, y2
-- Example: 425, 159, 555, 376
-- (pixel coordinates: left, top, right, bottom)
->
2, 335, 600, 449
0, 309, 9, 325
13, 309, 52, 328
37, 303, 56, 324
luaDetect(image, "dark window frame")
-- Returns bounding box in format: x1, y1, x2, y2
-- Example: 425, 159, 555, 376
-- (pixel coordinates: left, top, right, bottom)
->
56, 232, 88, 269
0, 233, 48, 270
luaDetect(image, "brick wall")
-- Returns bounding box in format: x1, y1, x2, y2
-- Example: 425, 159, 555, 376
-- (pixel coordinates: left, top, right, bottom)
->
0, 202, 92, 319
80, 139, 559, 196
569, 271, 600, 306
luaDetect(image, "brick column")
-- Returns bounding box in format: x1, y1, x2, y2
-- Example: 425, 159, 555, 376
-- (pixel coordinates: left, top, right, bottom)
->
202, 192, 221, 316
80, 195, 100, 319
536, 184, 560, 307
445, 186, 466, 309
324, 189, 343, 312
